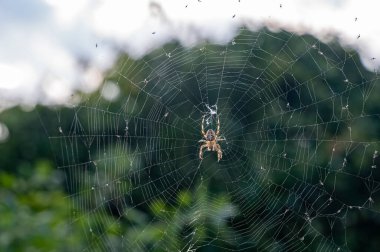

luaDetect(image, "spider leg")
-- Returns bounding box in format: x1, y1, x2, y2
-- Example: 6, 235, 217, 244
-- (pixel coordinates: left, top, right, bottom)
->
199, 143, 208, 160
215, 143, 222, 161
216, 115, 220, 136
201, 115, 206, 135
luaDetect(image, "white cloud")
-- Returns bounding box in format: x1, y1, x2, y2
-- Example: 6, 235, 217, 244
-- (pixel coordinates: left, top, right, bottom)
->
0, 63, 37, 90
101, 81, 120, 102
0, 0, 379, 110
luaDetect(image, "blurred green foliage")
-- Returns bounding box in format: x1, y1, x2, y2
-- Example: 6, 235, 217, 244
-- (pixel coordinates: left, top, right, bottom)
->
0, 158, 85, 251
1, 29, 380, 251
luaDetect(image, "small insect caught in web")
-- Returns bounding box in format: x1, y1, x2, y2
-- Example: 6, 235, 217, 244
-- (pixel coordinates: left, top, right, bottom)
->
205, 104, 218, 116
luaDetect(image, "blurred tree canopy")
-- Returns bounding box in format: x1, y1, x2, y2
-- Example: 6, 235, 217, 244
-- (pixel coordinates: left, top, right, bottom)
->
1, 29, 380, 251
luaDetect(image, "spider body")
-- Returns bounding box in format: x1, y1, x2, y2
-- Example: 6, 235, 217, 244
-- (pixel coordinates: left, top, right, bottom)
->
205, 129, 215, 141
199, 116, 225, 161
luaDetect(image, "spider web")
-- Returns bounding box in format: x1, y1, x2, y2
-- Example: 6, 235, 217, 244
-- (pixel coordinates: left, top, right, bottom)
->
49, 28, 380, 251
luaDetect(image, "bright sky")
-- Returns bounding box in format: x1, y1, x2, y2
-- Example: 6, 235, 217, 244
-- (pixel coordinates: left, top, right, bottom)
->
0, 0, 379, 111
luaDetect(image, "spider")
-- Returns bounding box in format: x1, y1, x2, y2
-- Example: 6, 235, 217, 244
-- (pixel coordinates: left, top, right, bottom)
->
199, 115, 225, 161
